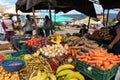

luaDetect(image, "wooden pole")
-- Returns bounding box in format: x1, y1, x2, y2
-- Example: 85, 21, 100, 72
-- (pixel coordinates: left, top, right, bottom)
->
87, 17, 91, 29
48, 1, 53, 34
106, 9, 110, 27
103, 9, 105, 26
32, 7, 38, 35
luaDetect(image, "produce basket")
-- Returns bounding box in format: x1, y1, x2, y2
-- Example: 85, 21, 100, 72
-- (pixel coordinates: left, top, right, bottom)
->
76, 59, 119, 80
1, 60, 25, 72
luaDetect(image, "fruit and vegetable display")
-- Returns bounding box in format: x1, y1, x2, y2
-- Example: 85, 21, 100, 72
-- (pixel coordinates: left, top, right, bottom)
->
77, 49, 120, 70
56, 64, 85, 80
91, 29, 112, 40
29, 70, 56, 80
26, 37, 52, 49
40, 44, 68, 57
0, 66, 19, 80
19, 54, 53, 80
49, 54, 76, 72
50, 34, 63, 44
66, 36, 100, 55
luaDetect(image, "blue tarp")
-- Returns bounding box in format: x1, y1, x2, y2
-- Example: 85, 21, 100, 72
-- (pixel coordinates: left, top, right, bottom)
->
40, 14, 73, 22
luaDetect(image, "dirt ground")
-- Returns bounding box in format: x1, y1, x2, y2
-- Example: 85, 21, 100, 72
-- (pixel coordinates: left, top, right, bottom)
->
55, 26, 80, 35
54, 26, 95, 35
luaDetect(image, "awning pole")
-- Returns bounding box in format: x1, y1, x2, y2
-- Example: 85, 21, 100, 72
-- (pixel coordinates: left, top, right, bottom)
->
87, 17, 91, 29
32, 7, 37, 35
48, 1, 53, 34
54, 10, 56, 25
103, 9, 105, 26
106, 9, 110, 27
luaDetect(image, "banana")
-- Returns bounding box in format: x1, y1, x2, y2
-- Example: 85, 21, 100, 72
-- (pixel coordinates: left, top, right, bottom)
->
30, 76, 37, 80
48, 73, 57, 80
36, 70, 42, 80
57, 69, 74, 77
40, 72, 48, 80
56, 64, 75, 73
64, 72, 85, 80
69, 79, 78, 80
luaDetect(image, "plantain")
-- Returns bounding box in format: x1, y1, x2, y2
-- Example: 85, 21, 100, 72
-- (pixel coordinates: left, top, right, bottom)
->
48, 73, 57, 80
64, 72, 85, 80
57, 69, 74, 77
56, 64, 75, 73
30, 76, 37, 80
39, 72, 48, 80
36, 70, 42, 80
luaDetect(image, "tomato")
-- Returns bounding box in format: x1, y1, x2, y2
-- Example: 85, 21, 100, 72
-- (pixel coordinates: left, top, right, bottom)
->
0, 55, 4, 62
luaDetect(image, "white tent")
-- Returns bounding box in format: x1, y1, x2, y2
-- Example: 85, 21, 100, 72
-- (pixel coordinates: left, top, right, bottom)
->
65, 10, 82, 15
3, 6, 16, 15
79, 17, 98, 25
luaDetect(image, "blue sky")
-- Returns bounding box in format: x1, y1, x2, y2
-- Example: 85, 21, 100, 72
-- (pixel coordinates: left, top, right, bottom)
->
0, 0, 17, 8
0, 0, 118, 14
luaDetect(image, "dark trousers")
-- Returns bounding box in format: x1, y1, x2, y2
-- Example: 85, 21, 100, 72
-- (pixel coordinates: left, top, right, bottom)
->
6, 31, 14, 42
38, 28, 44, 37
45, 28, 50, 37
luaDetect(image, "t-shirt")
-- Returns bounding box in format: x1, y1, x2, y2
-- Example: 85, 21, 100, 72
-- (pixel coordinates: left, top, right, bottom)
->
43, 19, 51, 29
24, 20, 33, 31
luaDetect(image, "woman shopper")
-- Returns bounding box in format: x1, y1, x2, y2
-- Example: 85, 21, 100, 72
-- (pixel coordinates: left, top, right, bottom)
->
43, 15, 52, 37
1, 15, 14, 42
108, 11, 120, 55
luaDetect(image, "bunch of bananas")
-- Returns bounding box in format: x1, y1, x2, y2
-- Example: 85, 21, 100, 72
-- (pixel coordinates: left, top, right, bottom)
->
56, 64, 85, 80
29, 70, 56, 80
51, 34, 62, 44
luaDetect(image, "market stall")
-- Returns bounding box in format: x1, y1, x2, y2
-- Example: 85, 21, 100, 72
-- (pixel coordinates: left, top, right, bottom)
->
0, 33, 120, 80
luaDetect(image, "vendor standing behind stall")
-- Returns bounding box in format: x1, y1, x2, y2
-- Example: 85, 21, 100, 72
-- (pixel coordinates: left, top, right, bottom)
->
43, 15, 52, 37
23, 15, 33, 35
108, 11, 120, 55
2, 15, 14, 42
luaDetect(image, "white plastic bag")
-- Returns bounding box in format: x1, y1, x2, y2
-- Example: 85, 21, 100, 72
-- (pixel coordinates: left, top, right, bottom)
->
115, 66, 120, 80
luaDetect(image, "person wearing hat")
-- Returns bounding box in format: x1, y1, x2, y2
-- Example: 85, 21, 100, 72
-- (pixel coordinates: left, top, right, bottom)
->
0, 14, 5, 40
1, 14, 14, 41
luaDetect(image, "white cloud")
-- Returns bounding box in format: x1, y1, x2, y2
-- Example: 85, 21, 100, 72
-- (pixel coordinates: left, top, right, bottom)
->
0, 0, 17, 8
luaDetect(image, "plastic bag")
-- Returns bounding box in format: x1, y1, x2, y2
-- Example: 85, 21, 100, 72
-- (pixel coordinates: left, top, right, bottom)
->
115, 66, 120, 80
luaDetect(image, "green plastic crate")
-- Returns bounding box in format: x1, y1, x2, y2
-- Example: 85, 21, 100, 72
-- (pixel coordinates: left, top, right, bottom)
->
76, 59, 119, 80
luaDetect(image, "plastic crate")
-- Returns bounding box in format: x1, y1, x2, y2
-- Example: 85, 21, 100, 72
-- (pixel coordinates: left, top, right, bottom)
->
11, 50, 32, 57
76, 59, 119, 80
13, 38, 31, 47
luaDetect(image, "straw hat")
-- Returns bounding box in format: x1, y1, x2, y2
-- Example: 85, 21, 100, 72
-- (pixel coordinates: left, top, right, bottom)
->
4, 14, 10, 19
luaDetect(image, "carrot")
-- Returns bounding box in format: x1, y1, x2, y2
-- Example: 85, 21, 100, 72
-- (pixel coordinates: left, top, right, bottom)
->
106, 64, 114, 70
92, 56, 107, 61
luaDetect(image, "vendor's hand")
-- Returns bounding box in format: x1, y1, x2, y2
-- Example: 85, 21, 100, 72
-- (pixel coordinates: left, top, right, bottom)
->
108, 44, 113, 49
